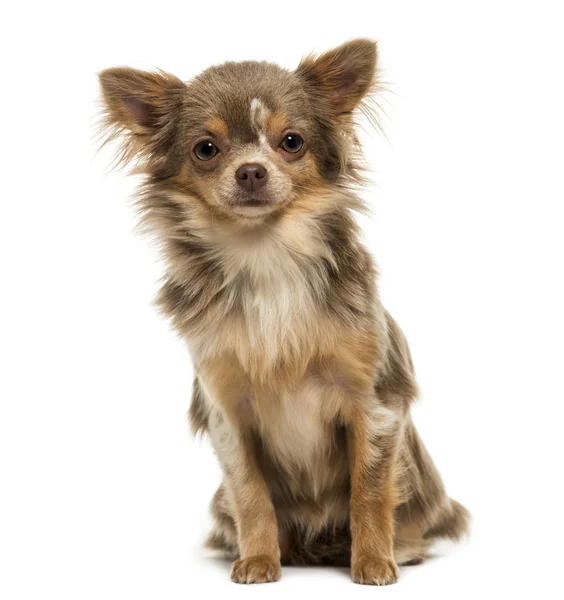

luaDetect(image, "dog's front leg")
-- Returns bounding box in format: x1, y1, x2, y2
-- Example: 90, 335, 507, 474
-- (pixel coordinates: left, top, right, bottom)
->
347, 401, 401, 585
207, 404, 281, 584
227, 435, 281, 584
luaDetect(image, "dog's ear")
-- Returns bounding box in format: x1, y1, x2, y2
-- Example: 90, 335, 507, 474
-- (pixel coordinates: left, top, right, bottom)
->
98, 67, 186, 164
296, 39, 377, 115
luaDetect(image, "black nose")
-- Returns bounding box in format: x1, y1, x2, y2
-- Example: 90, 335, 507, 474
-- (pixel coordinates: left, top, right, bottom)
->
235, 163, 268, 192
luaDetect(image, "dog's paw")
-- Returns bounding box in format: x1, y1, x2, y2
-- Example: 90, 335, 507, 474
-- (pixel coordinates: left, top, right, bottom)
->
230, 555, 281, 584
351, 555, 399, 585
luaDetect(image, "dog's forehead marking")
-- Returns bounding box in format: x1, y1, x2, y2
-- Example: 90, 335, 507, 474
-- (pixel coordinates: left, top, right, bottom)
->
250, 97, 269, 145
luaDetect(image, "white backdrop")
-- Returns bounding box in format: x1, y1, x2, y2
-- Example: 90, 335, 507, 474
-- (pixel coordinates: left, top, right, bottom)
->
1, 1, 563, 598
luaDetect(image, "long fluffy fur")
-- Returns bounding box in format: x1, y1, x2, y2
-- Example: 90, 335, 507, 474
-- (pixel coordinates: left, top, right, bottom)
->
98, 38, 468, 585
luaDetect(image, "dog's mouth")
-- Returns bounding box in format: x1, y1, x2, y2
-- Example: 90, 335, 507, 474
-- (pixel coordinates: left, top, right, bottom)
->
234, 197, 272, 207
228, 194, 282, 219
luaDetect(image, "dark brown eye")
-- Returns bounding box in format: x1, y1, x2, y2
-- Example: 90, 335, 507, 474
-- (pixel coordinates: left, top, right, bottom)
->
194, 140, 219, 161
280, 133, 304, 153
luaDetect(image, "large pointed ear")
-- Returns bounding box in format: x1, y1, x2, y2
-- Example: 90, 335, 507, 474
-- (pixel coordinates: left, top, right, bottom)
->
295, 39, 377, 116
98, 67, 186, 164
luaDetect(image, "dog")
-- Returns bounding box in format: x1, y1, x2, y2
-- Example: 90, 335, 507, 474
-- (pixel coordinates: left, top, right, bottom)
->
98, 38, 469, 585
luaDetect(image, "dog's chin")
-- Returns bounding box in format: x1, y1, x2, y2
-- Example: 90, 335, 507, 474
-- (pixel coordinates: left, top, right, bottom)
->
228, 196, 286, 220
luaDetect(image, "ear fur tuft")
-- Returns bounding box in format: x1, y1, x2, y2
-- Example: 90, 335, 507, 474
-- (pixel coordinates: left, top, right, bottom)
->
98, 67, 186, 168
296, 39, 378, 115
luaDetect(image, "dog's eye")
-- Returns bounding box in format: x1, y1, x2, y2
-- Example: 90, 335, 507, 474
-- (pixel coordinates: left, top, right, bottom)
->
194, 141, 219, 161
280, 134, 304, 154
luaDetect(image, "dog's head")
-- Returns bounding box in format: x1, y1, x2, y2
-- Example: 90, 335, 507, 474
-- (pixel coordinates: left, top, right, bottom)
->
99, 39, 377, 223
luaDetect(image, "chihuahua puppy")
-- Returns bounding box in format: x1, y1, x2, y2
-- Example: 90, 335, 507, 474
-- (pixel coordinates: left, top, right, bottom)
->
99, 39, 468, 585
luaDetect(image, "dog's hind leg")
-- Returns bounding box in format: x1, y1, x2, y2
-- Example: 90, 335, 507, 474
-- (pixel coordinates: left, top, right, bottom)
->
394, 420, 470, 564
393, 521, 431, 566
205, 484, 239, 560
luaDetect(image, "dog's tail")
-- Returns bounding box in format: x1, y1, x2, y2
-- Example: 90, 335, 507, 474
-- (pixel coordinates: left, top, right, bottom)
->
397, 420, 470, 546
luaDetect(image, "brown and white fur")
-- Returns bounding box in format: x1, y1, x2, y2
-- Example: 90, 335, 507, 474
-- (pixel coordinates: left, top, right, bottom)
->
99, 39, 469, 585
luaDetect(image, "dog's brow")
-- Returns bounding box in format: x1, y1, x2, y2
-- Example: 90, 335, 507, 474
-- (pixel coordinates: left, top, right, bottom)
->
204, 116, 229, 138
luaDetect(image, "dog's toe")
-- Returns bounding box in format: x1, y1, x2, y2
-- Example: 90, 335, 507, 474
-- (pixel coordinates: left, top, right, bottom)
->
352, 555, 399, 585
230, 555, 281, 584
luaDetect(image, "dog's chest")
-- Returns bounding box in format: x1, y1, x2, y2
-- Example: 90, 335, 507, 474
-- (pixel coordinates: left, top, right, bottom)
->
250, 372, 344, 487
260, 390, 324, 468
220, 244, 323, 364
242, 277, 311, 349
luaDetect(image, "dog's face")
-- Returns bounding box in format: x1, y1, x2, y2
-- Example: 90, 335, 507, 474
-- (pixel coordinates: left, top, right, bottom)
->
99, 40, 377, 223
169, 62, 321, 220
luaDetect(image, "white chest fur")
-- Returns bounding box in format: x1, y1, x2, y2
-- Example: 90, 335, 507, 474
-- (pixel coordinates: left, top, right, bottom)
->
240, 266, 315, 361
205, 219, 331, 367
